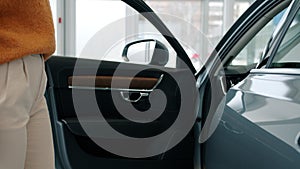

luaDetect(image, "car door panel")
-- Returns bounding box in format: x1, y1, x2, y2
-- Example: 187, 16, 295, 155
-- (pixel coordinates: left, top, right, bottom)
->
204, 71, 300, 169
200, 1, 298, 169
45, 56, 194, 169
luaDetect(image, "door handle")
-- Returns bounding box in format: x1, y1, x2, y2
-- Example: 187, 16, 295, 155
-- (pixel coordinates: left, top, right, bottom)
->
297, 132, 300, 146
120, 91, 149, 103
220, 120, 244, 135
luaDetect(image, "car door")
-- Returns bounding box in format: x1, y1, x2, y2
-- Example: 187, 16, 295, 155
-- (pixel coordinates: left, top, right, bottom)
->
201, 0, 300, 169
45, 1, 198, 169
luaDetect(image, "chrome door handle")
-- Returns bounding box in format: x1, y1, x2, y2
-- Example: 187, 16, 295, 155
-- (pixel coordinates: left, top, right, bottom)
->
297, 132, 300, 146
120, 91, 149, 103
221, 120, 244, 135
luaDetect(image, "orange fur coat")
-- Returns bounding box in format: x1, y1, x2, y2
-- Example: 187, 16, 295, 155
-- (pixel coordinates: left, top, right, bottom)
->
0, 0, 55, 64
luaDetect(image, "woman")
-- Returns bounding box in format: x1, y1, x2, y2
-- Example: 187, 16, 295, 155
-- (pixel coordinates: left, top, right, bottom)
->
0, 0, 55, 169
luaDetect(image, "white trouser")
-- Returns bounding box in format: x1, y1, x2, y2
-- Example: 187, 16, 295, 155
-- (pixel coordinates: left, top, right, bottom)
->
0, 55, 54, 169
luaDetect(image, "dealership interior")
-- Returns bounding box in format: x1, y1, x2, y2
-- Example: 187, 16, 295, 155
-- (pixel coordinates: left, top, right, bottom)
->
4, 0, 300, 169
49, 0, 265, 68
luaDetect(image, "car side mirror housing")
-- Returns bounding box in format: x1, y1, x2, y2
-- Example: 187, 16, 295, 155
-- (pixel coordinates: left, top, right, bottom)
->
122, 39, 169, 66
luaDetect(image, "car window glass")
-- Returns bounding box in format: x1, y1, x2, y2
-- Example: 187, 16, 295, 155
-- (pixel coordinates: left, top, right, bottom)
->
271, 9, 300, 68
229, 11, 285, 67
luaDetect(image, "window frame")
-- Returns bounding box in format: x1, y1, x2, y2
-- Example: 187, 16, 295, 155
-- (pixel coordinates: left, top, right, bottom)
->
266, 0, 300, 68
219, 1, 291, 71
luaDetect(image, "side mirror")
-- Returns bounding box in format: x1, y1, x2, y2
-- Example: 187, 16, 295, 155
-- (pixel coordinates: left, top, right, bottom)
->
122, 39, 169, 66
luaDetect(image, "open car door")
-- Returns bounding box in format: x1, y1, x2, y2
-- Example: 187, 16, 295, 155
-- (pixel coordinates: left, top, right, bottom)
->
45, 0, 198, 169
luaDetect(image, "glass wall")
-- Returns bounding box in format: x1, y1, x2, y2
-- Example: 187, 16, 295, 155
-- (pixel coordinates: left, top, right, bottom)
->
144, 0, 253, 63
49, 0, 255, 69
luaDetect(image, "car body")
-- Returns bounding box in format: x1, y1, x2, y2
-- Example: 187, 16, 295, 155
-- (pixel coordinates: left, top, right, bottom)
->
203, 0, 300, 168
45, 0, 299, 169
